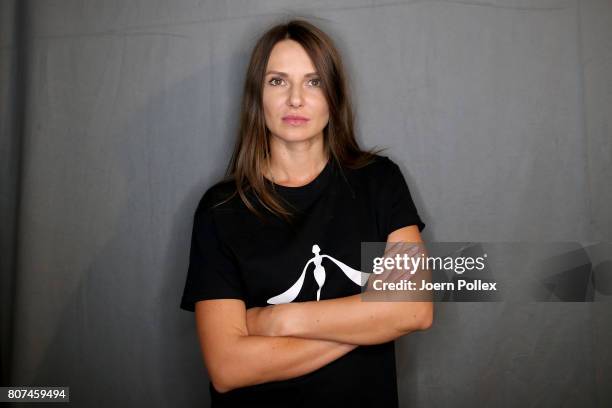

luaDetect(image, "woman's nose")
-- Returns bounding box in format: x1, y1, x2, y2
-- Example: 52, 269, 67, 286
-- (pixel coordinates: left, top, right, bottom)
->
287, 85, 304, 108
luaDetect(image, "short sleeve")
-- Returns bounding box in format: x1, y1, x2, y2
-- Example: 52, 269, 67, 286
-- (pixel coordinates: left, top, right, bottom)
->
179, 202, 246, 312
377, 158, 426, 239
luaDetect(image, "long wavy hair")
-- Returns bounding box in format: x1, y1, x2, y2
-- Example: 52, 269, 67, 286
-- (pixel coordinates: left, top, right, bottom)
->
215, 19, 386, 223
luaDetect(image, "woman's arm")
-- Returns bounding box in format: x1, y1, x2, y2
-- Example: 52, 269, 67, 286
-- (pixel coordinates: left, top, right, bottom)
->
246, 225, 434, 345
248, 295, 432, 345
195, 299, 357, 394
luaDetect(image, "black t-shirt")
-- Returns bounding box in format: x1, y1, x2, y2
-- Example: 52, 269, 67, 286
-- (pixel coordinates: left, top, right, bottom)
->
180, 154, 425, 408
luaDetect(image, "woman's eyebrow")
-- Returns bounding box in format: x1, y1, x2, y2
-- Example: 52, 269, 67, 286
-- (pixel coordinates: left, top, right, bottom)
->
265, 70, 319, 77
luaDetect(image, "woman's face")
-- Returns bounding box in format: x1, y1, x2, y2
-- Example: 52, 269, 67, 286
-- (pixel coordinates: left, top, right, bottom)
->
262, 39, 330, 145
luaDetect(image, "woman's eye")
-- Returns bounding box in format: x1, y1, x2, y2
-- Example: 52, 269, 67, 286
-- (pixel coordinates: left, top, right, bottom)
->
267, 77, 321, 87
268, 77, 284, 86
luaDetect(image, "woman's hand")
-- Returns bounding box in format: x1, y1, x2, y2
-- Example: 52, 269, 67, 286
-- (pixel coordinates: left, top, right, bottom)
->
246, 305, 286, 337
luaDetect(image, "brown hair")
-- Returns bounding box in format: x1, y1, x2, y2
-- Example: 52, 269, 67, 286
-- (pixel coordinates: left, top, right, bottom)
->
215, 19, 386, 223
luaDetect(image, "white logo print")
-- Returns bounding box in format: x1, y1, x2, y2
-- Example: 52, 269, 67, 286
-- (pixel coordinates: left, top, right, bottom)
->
267, 244, 371, 304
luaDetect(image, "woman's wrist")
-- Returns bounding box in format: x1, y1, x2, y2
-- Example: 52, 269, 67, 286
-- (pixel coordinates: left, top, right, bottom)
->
274, 302, 305, 337
246, 303, 296, 337
268, 303, 296, 337
246, 302, 315, 339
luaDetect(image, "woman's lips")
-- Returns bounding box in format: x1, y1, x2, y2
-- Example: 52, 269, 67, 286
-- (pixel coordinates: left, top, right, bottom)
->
282, 115, 310, 126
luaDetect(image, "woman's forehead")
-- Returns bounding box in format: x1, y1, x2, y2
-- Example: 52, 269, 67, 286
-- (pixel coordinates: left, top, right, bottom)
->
266, 40, 316, 73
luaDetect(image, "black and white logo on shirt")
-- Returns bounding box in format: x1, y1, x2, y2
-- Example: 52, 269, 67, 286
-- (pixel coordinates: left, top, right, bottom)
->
267, 244, 371, 304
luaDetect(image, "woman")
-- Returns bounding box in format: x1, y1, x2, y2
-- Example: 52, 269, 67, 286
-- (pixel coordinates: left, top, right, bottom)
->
180, 19, 433, 408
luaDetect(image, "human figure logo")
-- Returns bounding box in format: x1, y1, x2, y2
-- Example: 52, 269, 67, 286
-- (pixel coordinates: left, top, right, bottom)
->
267, 244, 370, 304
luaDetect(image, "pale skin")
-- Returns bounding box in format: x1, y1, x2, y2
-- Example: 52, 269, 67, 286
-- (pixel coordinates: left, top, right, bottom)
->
194, 39, 433, 393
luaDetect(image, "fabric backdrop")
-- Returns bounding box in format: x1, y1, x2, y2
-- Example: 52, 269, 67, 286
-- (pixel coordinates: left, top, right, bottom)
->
2, 0, 611, 407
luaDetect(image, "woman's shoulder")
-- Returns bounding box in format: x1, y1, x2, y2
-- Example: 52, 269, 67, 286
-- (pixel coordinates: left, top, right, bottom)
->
351, 153, 398, 178
343, 154, 410, 199
370, 153, 396, 167
195, 178, 240, 215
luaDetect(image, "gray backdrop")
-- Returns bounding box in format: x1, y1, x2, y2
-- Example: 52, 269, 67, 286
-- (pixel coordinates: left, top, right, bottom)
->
2, 0, 611, 407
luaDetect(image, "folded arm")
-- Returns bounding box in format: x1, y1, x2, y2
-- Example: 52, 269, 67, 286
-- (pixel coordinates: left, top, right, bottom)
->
246, 226, 434, 345
249, 294, 432, 345
195, 299, 357, 394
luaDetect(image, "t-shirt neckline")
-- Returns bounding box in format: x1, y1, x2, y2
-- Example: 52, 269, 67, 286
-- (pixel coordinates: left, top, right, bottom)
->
265, 158, 333, 196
